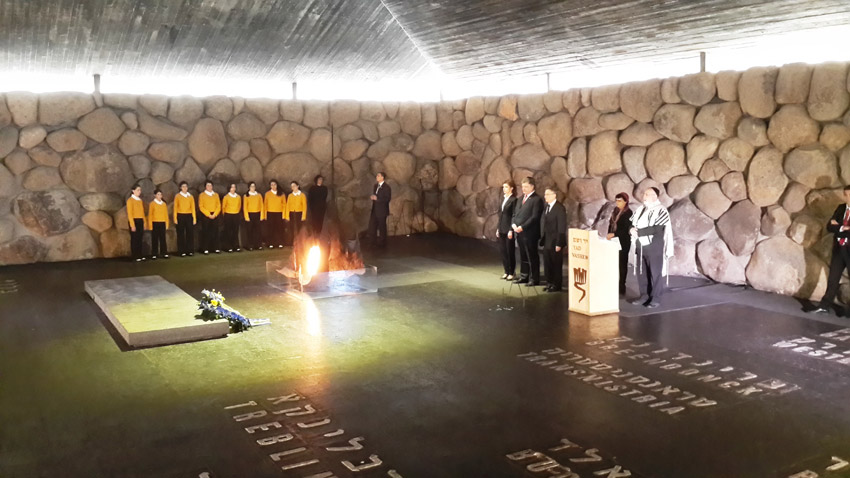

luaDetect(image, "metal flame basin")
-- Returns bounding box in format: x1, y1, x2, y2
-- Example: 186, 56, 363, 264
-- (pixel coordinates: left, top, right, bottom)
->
266, 261, 378, 299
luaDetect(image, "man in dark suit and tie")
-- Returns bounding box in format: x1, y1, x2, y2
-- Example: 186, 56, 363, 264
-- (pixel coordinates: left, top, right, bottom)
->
368, 172, 392, 248
540, 188, 567, 292
512, 177, 544, 286
811, 185, 850, 314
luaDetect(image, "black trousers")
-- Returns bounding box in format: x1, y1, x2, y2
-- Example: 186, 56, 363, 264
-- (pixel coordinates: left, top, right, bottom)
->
368, 212, 388, 247
176, 214, 194, 255
637, 240, 665, 301
265, 212, 285, 247
543, 243, 564, 289
245, 212, 262, 249
497, 232, 516, 275
129, 218, 145, 260
310, 207, 326, 236
200, 215, 220, 252
819, 247, 850, 308
151, 222, 167, 257
619, 249, 630, 294
517, 232, 540, 283
290, 212, 304, 242
222, 213, 241, 250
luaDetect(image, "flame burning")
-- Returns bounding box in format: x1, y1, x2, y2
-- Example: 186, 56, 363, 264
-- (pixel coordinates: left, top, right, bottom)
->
298, 245, 322, 286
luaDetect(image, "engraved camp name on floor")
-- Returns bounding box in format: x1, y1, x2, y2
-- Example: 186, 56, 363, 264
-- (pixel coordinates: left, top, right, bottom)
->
506, 437, 650, 478
784, 456, 850, 478
224, 393, 403, 478
518, 349, 721, 417
772, 328, 850, 367
584, 336, 801, 398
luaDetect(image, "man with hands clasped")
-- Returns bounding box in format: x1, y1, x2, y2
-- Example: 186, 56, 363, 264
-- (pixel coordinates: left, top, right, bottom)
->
811, 185, 850, 315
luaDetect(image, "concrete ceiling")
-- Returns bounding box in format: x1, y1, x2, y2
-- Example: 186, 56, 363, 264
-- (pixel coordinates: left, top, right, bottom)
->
0, 0, 849, 85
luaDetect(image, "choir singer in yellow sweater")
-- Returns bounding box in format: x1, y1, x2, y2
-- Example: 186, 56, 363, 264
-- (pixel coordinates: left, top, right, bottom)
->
174, 181, 197, 257
199, 180, 222, 254
287, 180, 308, 241
147, 189, 170, 259
127, 184, 147, 262
243, 181, 265, 250
221, 183, 242, 252
264, 180, 286, 248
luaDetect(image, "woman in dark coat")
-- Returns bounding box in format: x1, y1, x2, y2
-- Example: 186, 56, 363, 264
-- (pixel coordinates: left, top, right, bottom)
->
495, 180, 519, 280
607, 192, 634, 295
307, 175, 328, 236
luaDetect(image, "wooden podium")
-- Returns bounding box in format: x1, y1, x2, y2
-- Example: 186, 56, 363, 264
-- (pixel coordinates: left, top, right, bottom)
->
567, 228, 621, 316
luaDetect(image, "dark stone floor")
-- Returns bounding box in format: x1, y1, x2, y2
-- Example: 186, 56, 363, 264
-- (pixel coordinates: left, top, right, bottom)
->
1, 233, 849, 478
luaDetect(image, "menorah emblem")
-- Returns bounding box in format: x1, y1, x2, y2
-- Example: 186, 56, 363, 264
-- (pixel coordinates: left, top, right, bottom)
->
573, 267, 587, 302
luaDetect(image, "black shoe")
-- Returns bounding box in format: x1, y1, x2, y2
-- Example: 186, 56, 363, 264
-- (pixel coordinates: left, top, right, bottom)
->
512, 278, 527, 284
628, 297, 648, 305
525, 281, 537, 287
547, 287, 560, 293
645, 301, 660, 308
810, 307, 828, 314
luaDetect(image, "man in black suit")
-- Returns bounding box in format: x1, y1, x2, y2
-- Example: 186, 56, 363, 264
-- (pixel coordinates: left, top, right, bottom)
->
811, 185, 850, 315
512, 177, 544, 286
540, 188, 567, 292
368, 172, 392, 248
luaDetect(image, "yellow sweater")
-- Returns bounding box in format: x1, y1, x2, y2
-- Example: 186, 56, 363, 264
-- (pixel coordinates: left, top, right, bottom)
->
126, 196, 146, 227
222, 193, 242, 215
147, 200, 169, 229
265, 191, 286, 214
173, 193, 197, 224
199, 191, 221, 218
243, 193, 265, 221
286, 192, 307, 220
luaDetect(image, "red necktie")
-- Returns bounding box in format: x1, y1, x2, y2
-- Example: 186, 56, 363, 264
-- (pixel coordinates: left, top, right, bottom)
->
840, 207, 850, 246
522, 195, 527, 204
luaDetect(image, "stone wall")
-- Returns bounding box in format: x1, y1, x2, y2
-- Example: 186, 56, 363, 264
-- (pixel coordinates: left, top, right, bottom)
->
2, 62, 850, 302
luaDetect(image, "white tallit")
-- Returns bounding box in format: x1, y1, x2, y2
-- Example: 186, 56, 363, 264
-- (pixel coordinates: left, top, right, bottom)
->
631, 200, 675, 276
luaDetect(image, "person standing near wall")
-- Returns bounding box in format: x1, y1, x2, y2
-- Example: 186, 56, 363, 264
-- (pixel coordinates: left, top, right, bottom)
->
243, 181, 265, 251
607, 192, 634, 296
496, 180, 518, 280
127, 184, 147, 262
307, 175, 328, 236
629, 187, 674, 308
147, 189, 169, 260
368, 172, 392, 248
512, 177, 544, 287
540, 188, 567, 292
221, 183, 242, 252
198, 180, 222, 255
174, 181, 197, 257
287, 181, 308, 242
264, 180, 286, 248
810, 185, 850, 315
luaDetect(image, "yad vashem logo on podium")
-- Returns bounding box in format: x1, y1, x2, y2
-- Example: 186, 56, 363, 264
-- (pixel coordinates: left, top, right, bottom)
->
573, 267, 587, 302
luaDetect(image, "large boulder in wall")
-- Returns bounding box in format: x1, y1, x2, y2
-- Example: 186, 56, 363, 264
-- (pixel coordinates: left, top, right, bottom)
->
738, 66, 778, 118
587, 130, 622, 177
784, 145, 840, 189
697, 237, 747, 284
188, 118, 229, 172
619, 78, 663, 123
265, 153, 322, 188
45, 225, 99, 262
0, 236, 48, 265
807, 62, 850, 121
716, 200, 761, 256
746, 236, 827, 299
60, 145, 134, 193
669, 199, 715, 243
13, 189, 81, 237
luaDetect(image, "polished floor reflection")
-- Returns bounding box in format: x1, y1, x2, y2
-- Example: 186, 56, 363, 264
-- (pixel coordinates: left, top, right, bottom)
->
1, 234, 848, 478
